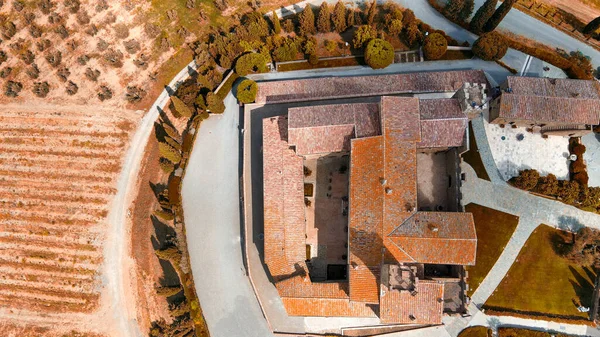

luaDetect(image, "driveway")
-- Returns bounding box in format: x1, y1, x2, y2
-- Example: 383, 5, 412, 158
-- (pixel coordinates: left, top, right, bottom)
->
181, 92, 272, 337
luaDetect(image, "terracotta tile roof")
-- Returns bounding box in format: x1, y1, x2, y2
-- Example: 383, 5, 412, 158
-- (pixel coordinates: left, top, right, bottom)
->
418, 119, 467, 149
380, 279, 444, 324
388, 212, 477, 265
256, 70, 489, 104
349, 136, 384, 268
506, 76, 600, 99
349, 265, 381, 303
497, 93, 600, 125
287, 103, 381, 156
288, 103, 381, 137
288, 124, 355, 156
419, 98, 465, 120
276, 273, 349, 299
281, 297, 378, 317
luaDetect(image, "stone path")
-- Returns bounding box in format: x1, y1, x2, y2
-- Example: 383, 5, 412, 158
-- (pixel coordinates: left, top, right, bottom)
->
471, 115, 506, 185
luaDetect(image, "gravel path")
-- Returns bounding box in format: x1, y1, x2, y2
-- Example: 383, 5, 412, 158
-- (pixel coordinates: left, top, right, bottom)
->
102, 61, 198, 337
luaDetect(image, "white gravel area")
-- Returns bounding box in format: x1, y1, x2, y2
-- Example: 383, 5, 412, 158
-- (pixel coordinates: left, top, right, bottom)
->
483, 118, 570, 181
582, 132, 600, 187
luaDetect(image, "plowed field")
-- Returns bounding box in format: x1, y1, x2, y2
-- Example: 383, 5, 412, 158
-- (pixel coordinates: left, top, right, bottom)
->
0, 103, 141, 335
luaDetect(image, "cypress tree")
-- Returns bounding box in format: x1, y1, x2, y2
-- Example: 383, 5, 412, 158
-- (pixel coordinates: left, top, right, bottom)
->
366, 0, 377, 25
298, 4, 316, 35
483, 0, 516, 32
583, 16, 600, 35
272, 11, 281, 34
347, 8, 356, 27
459, 0, 475, 22
444, 0, 465, 21
470, 0, 497, 33
332, 1, 347, 33
317, 2, 331, 33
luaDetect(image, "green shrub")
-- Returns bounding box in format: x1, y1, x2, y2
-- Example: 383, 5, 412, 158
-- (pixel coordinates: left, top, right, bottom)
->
206, 92, 225, 114
352, 25, 376, 49
236, 79, 258, 104
235, 53, 267, 76
159, 142, 182, 164
273, 39, 298, 61
364, 38, 394, 69
423, 32, 448, 60
472, 31, 508, 61
308, 53, 319, 65
513, 169, 539, 191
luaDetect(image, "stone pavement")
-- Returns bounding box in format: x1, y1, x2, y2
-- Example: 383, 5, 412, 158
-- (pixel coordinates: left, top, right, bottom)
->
470, 115, 506, 185
582, 132, 600, 188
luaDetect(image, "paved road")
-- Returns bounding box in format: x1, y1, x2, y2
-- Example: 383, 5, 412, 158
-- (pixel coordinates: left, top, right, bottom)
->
181, 93, 273, 337
582, 132, 600, 187
471, 0, 600, 68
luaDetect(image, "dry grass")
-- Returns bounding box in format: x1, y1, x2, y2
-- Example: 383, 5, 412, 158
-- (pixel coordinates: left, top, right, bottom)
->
458, 326, 492, 337
484, 225, 595, 321
465, 204, 519, 296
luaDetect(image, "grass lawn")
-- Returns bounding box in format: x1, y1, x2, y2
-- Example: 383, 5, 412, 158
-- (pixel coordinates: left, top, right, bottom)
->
465, 204, 519, 296
462, 123, 490, 181
484, 225, 596, 320
458, 326, 491, 337
498, 327, 575, 337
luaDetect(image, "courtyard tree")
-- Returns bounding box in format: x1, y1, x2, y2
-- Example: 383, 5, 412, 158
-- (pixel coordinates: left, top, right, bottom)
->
298, 4, 316, 35
235, 52, 267, 76
472, 31, 508, 61
271, 11, 281, 34
317, 2, 331, 33
352, 24, 376, 49
470, 0, 497, 33
366, 0, 377, 26
423, 32, 448, 60
236, 79, 257, 104
206, 92, 225, 114
332, 1, 347, 33
536, 173, 559, 196
483, 0, 517, 32
364, 38, 394, 69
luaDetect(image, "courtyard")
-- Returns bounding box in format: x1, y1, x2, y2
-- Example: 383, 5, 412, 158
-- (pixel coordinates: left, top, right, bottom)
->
483, 113, 570, 181
416, 150, 461, 212
304, 155, 350, 281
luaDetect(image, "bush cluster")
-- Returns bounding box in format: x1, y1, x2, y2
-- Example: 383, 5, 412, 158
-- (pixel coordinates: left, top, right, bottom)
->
423, 32, 448, 60
364, 38, 394, 69
236, 79, 258, 104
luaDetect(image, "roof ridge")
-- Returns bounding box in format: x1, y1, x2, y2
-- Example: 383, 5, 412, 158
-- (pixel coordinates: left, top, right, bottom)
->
387, 237, 416, 262
387, 212, 418, 237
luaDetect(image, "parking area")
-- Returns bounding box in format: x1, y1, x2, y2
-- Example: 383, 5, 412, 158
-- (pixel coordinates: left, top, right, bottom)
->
483, 117, 570, 181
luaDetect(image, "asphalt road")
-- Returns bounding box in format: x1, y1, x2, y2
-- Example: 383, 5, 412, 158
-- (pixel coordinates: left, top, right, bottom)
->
181, 92, 273, 337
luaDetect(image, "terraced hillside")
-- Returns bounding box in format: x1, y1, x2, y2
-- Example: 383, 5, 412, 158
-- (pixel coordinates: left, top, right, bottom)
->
0, 103, 141, 334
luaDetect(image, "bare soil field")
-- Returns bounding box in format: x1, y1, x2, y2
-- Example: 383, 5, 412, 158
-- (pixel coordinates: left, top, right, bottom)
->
0, 103, 141, 336
540, 0, 600, 24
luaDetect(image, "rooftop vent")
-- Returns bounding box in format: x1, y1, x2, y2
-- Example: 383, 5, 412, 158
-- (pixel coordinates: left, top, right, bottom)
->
409, 314, 416, 321
380, 178, 387, 185
428, 223, 439, 232
385, 187, 393, 194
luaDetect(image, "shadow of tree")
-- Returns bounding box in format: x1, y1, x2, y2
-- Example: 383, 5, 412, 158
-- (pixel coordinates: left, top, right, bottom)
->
550, 230, 573, 256
569, 265, 594, 307
151, 215, 177, 250
557, 215, 584, 232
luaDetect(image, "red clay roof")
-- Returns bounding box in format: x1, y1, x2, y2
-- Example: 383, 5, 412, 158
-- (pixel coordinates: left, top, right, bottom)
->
506, 76, 600, 99
281, 297, 378, 317
256, 70, 489, 104
288, 124, 355, 156
497, 93, 600, 125
388, 212, 477, 265
380, 280, 444, 324
349, 265, 381, 303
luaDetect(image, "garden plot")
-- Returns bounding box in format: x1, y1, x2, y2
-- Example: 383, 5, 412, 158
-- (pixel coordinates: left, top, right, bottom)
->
483, 118, 570, 181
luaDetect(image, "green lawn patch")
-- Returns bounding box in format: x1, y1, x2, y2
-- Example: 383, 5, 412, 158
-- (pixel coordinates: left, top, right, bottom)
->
465, 204, 519, 296
458, 326, 491, 337
484, 225, 595, 320
498, 327, 575, 337
462, 123, 490, 181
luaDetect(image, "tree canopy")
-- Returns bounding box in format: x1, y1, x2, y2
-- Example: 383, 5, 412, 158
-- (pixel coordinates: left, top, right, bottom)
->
483, 0, 516, 32
236, 79, 258, 104
298, 4, 316, 35
317, 2, 332, 33
472, 31, 508, 61
235, 52, 267, 76
352, 25, 376, 49
332, 1, 347, 33
364, 38, 394, 69
423, 32, 448, 60
470, 0, 497, 33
